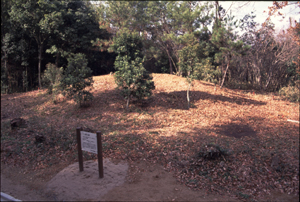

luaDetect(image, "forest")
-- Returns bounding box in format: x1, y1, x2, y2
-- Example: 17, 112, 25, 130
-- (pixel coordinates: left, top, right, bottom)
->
1, 0, 299, 101
1, 1, 300, 201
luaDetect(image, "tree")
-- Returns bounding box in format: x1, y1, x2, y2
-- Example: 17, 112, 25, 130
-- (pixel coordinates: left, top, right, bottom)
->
146, 1, 214, 75
286, 19, 300, 88
1, 18, 36, 93
265, 1, 300, 21
99, 1, 213, 75
46, 1, 107, 67
178, 33, 200, 109
250, 21, 299, 91
211, 5, 248, 88
60, 53, 94, 107
110, 29, 155, 110
1, 33, 16, 93
9, 0, 63, 88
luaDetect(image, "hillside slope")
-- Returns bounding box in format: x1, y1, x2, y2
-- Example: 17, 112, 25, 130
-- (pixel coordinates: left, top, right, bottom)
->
1, 73, 299, 201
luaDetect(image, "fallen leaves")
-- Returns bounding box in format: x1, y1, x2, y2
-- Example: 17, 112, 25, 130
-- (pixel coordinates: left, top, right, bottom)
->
1, 73, 299, 201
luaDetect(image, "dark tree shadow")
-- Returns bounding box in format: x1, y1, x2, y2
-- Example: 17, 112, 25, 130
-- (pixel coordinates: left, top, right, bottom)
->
213, 123, 258, 139
150, 91, 267, 110
198, 82, 216, 87
84, 88, 267, 117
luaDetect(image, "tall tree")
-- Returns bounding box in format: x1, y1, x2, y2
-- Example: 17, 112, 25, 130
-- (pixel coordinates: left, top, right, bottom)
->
1, 33, 16, 93
247, 20, 299, 91
211, 6, 248, 88
1, 1, 36, 93
9, 0, 63, 88
145, 1, 213, 75
46, 1, 106, 67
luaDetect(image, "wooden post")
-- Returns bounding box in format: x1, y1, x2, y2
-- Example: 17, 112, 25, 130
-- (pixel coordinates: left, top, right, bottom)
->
76, 127, 83, 172
97, 131, 104, 178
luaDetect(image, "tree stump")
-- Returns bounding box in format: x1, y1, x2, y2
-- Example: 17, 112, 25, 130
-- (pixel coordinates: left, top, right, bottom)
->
10, 118, 27, 130
198, 144, 230, 160
35, 134, 46, 143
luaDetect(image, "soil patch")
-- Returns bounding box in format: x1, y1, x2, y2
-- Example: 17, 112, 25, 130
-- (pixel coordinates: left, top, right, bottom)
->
102, 160, 239, 201
1, 160, 240, 201
1, 160, 299, 201
1, 174, 49, 201
45, 159, 128, 201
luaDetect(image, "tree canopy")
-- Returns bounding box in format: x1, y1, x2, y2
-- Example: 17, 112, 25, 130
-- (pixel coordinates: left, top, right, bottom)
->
1, 0, 299, 103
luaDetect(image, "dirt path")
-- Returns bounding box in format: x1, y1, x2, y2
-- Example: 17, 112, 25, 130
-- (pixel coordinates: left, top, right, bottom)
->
45, 159, 129, 201
102, 160, 239, 201
1, 159, 240, 201
1, 159, 299, 201
1, 174, 50, 201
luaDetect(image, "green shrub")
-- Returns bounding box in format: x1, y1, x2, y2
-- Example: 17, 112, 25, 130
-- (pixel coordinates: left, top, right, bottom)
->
110, 29, 155, 110
42, 63, 63, 94
196, 58, 221, 84
279, 85, 300, 102
60, 53, 94, 107
114, 56, 155, 106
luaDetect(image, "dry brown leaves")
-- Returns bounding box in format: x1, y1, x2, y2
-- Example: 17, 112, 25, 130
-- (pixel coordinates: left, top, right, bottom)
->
1, 73, 299, 201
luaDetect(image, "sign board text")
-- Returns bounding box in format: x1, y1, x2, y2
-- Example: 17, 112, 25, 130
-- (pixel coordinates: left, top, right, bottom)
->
80, 131, 98, 154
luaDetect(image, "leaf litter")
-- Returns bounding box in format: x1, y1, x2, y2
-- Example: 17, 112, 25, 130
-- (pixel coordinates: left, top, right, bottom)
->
1, 73, 299, 201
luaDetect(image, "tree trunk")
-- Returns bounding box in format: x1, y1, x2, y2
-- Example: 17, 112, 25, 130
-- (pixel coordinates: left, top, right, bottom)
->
220, 61, 229, 89
187, 82, 191, 109
4, 54, 8, 93
25, 66, 28, 92
168, 55, 173, 74
215, 1, 220, 27
38, 43, 43, 88
55, 51, 60, 67
264, 68, 273, 90
165, 45, 173, 74
245, 62, 249, 82
215, 1, 218, 23
126, 96, 130, 111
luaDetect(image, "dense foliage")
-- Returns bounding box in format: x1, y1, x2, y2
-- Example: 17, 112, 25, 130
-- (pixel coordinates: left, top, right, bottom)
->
60, 53, 94, 107
97, 1, 299, 97
110, 30, 155, 110
1, 1, 299, 102
1, 0, 112, 93
42, 63, 63, 95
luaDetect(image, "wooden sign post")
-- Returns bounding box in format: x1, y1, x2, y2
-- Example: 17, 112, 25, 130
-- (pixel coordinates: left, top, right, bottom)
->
76, 127, 104, 178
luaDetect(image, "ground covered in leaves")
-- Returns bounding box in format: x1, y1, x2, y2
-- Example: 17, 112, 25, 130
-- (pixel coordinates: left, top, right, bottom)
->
1, 73, 299, 201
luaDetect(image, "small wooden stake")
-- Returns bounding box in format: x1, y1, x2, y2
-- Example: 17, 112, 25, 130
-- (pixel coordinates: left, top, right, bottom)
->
76, 127, 83, 172
97, 131, 104, 178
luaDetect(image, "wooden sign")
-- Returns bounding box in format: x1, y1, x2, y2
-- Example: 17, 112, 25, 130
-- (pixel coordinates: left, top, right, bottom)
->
80, 131, 98, 154
76, 128, 104, 178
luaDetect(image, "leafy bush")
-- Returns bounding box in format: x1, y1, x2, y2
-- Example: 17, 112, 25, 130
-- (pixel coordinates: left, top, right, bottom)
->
114, 56, 155, 105
196, 58, 221, 84
279, 85, 300, 102
197, 144, 231, 160
42, 63, 63, 94
60, 53, 94, 107
110, 29, 155, 110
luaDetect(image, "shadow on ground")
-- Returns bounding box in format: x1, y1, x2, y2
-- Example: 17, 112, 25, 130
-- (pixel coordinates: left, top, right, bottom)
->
150, 90, 266, 110
214, 123, 258, 139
